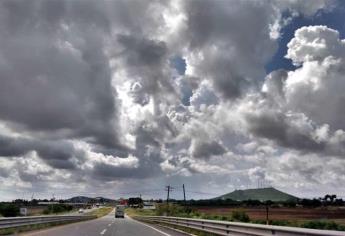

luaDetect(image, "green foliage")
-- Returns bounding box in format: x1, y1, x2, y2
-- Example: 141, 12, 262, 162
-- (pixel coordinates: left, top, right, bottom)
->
299, 198, 322, 207
43, 204, 73, 214
231, 210, 250, 222
282, 200, 297, 207
128, 198, 143, 207
242, 199, 261, 206
301, 220, 345, 231
156, 203, 195, 217
0, 203, 20, 217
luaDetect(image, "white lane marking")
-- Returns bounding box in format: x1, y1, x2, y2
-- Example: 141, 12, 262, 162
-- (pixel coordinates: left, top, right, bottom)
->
108, 223, 112, 227
129, 217, 171, 236
100, 229, 107, 235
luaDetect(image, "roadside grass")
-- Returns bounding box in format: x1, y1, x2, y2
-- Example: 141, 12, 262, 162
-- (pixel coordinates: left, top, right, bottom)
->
85, 207, 113, 218
0, 219, 91, 236
125, 208, 156, 217
130, 204, 345, 233
0, 208, 111, 235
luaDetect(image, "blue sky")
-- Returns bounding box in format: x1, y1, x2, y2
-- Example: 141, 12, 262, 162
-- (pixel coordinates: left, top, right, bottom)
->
172, 3, 345, 80
266, 2, 345, 73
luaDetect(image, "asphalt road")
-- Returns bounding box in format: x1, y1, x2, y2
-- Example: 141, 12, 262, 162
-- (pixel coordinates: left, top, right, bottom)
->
20, 210, 188, 236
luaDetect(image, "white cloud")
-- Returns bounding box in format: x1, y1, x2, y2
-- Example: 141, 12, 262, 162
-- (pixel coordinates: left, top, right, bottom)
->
0, 0, 342, 200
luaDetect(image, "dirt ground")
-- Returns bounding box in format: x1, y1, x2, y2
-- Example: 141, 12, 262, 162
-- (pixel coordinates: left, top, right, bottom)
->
195, 206, 345, 221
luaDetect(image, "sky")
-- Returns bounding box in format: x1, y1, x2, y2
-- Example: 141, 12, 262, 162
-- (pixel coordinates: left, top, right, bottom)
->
1, 0, 345, 201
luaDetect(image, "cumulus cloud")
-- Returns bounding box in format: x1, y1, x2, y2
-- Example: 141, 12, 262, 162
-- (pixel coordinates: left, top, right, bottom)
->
0, 0, 342, 200
238, 26, 345, 158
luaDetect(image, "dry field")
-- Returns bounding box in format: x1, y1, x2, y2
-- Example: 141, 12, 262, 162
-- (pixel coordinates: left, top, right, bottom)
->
195, 206, 345, 221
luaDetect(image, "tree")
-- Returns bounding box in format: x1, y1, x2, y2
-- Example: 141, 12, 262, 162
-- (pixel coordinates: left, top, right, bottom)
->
0, 203, 20, 217
330, 195, 337, 203
128, 198, 143, 207
231, 210, 250, 222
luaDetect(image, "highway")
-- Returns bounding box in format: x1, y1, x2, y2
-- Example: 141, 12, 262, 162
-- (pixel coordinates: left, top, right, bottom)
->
20, 210, 188, 236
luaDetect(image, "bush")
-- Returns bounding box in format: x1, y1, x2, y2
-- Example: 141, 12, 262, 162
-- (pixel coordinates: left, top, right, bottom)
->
155, 203, 194, 217
301, 220, 345, 231
0, 203, 20, 217
43, 204, 73, 214
231, 210, 250, 222
282, 200, 297, 208
299, 198, 322, 207
270, 220, 291, 226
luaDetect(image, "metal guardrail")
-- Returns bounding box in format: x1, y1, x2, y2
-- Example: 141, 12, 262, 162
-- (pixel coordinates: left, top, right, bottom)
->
135, 216, 345, 236
0, 215, 96, 229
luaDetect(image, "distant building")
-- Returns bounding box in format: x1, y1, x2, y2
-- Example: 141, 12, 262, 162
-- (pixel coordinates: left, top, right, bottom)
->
143, 202, 155, 210
38, 201, 60, 205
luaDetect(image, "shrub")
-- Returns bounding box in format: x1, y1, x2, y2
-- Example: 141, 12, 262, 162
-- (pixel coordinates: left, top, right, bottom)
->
43, 204, 73, 214
231, 210, 250, 222
270, 220, 291, 226
283, 200, 297, 208
155, 203, 195, 217
301, 220, 345, 231
0, 203, 20, 217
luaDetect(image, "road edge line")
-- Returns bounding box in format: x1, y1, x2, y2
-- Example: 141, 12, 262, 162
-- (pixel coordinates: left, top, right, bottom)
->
127, 216, 171, 236
151, 223, 197, 236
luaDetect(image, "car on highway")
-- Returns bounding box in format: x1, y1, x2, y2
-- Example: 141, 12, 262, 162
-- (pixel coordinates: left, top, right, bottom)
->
78, 208, 84, 213
115, 205, 125, 218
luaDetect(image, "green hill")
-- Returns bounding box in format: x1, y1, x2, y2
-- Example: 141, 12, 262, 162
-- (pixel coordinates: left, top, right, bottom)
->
216, 187, 298, 202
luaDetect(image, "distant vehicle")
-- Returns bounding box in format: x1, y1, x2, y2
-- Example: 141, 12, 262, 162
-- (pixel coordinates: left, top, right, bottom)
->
78, 208, 84, 213
115, 205, 125, 218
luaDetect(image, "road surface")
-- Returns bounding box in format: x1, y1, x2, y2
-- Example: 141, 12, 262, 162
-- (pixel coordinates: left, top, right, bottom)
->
20, 210, 188, 236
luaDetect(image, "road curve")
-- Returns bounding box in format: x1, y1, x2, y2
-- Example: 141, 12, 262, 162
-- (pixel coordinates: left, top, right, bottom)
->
20, 210, 187, 236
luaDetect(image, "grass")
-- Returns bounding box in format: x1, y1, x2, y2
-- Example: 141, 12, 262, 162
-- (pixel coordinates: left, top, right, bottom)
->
0, 219, 91, 235
125, 208, 156, 217
129, 204, 345, 234
85, 207, 113, 218
0, 208, 112, 235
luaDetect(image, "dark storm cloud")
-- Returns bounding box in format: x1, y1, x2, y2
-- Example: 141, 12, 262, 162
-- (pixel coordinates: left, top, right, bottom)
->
0, 0, 124, 152
245, 112, 326, 152
180, 0, 278, 99
192, 140, 226, 159
92, 162, 158, 180
115, 34, 177, 101
0, 134, 82, 169
117, 34, 167, 67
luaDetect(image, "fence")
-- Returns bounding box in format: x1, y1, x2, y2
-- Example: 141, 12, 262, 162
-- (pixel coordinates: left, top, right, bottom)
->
135, 216, 345, 236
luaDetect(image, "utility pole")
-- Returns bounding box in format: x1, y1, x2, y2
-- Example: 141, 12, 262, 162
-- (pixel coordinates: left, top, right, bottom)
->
266, 204, 269, 225
183, 184, 186, 206
165, 185, 172, 216
166, 186, 171, 204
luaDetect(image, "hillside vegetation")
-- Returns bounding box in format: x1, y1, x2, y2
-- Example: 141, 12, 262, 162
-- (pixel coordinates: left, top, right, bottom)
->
216, 187, 298, 202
